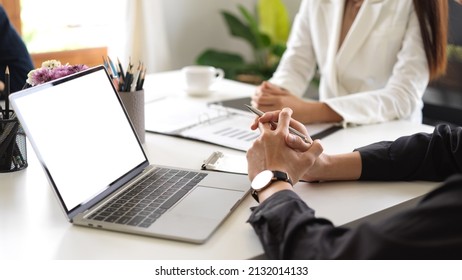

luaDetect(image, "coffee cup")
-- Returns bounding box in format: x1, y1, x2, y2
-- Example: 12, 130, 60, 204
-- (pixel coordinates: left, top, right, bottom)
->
182, 66, 224, 96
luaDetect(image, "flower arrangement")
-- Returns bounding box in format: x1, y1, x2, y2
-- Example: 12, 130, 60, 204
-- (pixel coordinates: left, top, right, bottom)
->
25, 60, 88, 87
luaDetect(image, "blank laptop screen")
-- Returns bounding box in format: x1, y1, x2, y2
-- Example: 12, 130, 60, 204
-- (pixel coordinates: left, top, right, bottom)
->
12, 68, 147, 212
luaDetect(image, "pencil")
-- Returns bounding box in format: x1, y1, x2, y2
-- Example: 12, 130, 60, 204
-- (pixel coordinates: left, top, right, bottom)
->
107, 56, 118, 78
136, 65, 146, 91
244, 104, 312, 144
4, 66, 10, 119
130, 62, 141, 92
117, 57, 125, 81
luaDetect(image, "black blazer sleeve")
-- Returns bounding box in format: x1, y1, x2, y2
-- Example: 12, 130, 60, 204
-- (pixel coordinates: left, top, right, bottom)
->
248, 124, 462, 259
357, 124, 462, 181
248, 176, 462, 259
0, 5, 34, 95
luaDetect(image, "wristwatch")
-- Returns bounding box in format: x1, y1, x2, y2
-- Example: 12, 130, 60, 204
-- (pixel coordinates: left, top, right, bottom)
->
250, 170, 293, 203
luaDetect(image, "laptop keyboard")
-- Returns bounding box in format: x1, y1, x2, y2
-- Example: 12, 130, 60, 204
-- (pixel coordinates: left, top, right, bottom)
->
88, 168, 207, 228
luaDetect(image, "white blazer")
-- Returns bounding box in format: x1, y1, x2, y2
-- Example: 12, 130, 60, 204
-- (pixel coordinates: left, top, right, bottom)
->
269, 0, 429, 124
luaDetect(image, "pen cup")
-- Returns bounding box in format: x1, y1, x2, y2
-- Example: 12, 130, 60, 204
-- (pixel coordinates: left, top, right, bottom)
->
118, 89, 145, 143
0, 111, 28, 172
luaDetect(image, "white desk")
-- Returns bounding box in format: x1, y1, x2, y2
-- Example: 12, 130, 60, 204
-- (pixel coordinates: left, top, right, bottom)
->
0, 71, 438, 259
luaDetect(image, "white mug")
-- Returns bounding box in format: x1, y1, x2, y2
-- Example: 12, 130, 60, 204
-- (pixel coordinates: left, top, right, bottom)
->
182, 66, 224, 96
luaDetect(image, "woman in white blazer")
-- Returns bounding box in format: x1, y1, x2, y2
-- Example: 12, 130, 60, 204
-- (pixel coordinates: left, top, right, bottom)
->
252, 0, 448, 125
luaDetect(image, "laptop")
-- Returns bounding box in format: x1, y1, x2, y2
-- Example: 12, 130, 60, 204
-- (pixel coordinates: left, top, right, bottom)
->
9, 65, 249, 244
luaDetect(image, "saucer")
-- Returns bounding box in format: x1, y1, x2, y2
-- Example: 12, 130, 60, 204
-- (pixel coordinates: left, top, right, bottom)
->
184, 87, 214, 97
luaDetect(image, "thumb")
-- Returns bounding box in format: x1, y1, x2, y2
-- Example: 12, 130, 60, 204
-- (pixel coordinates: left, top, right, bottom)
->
286, 134, 311, 152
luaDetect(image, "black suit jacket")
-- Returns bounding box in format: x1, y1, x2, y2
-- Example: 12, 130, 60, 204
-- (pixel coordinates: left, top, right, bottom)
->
248, 124, 462, 259
0, 5, 34, 97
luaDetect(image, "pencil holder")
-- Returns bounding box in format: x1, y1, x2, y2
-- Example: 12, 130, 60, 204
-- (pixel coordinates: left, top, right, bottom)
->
0, 111, 28, 172
118, 89, 145, 143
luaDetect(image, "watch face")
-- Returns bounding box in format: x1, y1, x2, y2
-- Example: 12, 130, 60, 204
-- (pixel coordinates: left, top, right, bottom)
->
251, 170, 274, 191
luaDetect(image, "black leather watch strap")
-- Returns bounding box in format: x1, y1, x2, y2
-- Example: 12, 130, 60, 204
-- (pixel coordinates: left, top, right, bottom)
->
251, 170, 293, 203
272, 170, 293, 186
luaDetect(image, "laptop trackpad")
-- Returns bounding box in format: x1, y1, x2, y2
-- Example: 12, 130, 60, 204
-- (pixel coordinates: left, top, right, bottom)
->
150, 186, 244, 243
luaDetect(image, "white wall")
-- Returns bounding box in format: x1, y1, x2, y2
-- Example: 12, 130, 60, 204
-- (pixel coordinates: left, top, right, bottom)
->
161, 0, 302, 70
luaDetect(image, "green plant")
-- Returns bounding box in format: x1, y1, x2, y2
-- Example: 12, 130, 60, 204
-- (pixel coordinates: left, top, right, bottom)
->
447, 44, 462, 62
196, 0, 290, 84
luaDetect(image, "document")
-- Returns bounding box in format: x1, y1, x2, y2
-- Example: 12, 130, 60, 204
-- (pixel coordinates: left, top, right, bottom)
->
145, 97, 259, 151
211, 97, 342, 141
145, 96, 341, 151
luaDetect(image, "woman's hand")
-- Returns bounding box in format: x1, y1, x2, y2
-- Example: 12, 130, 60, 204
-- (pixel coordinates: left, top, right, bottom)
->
252, 81, 305, 118
252, 81, 343, 124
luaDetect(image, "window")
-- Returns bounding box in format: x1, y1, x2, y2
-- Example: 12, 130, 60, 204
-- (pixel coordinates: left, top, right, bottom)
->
2, 0, 127, 67
20, 0, 126, 54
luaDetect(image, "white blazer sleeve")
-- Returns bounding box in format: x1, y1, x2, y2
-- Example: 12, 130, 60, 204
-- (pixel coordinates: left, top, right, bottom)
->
268, 0, 317, 97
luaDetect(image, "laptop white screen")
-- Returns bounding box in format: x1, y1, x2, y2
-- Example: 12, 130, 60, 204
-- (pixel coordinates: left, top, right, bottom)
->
12, 68, 147, 212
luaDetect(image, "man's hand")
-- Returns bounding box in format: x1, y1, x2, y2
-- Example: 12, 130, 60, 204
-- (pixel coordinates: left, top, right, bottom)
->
247, 108, 323, 184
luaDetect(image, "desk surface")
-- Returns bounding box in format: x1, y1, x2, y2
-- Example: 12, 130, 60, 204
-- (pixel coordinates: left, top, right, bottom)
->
0, 71, 438, 259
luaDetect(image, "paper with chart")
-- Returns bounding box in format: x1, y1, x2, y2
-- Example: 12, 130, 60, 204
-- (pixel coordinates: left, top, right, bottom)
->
144, 96, 259, 151
145, 97, 223, 134
181, 113, 259, 151
144, 96, 340, 151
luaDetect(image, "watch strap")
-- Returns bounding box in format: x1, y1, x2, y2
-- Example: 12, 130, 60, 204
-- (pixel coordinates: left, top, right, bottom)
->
251, 170, 292, 203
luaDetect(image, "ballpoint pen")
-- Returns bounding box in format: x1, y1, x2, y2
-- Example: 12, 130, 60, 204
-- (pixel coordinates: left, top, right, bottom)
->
244, 104, 312, 144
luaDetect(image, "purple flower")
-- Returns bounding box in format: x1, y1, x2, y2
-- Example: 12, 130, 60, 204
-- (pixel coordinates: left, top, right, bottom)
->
26, 60, 89, 86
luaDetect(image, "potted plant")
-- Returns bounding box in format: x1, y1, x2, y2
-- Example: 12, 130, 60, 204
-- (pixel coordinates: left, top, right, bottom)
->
196, 0, 291, 84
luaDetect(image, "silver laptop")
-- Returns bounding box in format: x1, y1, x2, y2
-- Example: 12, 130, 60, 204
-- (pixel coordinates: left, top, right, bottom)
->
9, 66, 249, 244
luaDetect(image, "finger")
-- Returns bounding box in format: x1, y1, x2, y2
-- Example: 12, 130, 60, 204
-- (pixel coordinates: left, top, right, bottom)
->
263, 82, 289, 95
251, 91, 261, 103
285, 133, 311, 152
261, 81, 278, 93
254, 83, 265, 96
288, 118, 309, 135
257, 119, 273, 134
261, 81, 271, 90
250, 115, 260, 130
252, 94, 278, 109
307, 139, 324, 159
250, 98, 258, 108
258, 110, 280, 124
255, 93, 278, 106
275, 108, 293, 134
266, 82, 287, 91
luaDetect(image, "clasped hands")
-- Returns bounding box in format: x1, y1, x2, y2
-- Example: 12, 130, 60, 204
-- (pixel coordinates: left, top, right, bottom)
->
252, 81, 343, 124
246, 107, 324, 189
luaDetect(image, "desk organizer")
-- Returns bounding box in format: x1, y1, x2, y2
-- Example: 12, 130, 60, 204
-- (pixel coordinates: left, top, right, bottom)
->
0, 111, 28, 172
118, 89, 145, 143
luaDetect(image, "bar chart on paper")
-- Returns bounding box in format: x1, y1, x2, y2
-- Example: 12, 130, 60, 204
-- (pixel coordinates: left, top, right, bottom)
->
181, 113, 259, 151
144, 97, 259, 151
145, 96, 340, 151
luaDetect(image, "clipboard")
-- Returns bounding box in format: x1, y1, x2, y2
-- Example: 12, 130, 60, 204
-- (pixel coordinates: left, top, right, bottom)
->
210, 97, 343, 141
201, 151, 248, 175
145, 97, 259, 151
145, 96, 342, 152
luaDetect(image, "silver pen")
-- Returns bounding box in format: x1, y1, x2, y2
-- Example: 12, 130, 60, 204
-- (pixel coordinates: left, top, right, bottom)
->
244, 104, 312, 144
